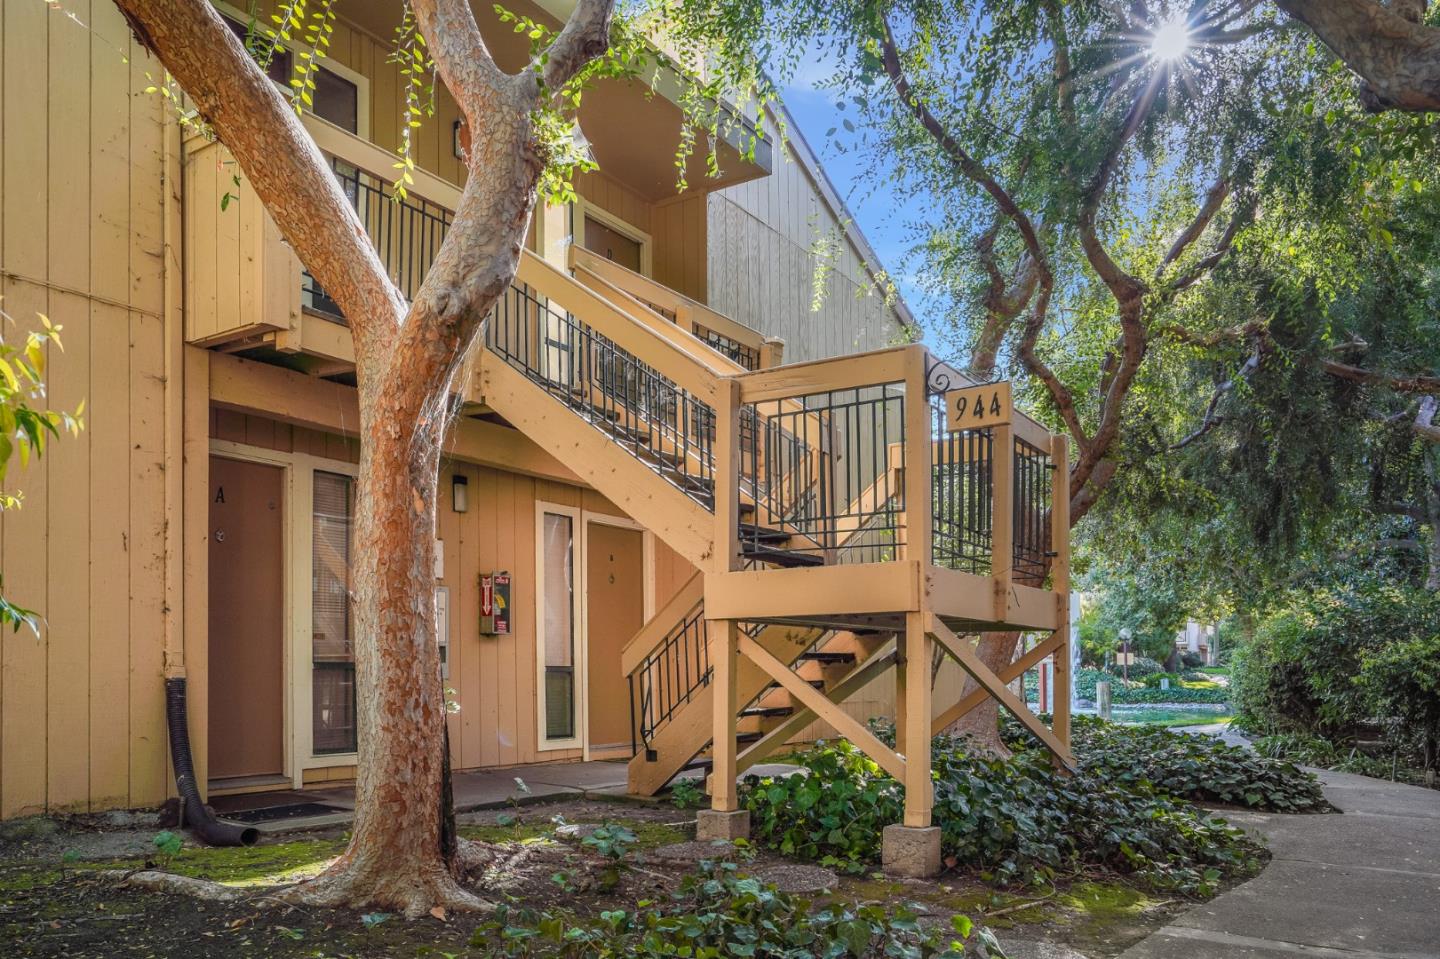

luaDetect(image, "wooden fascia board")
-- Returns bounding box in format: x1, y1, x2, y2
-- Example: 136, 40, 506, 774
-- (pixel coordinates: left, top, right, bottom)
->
705, 561, 921, 621
208, 352, 581, 484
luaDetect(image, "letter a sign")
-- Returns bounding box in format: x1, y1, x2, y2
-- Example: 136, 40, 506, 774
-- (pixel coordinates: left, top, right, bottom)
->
945, 382, 1012, 430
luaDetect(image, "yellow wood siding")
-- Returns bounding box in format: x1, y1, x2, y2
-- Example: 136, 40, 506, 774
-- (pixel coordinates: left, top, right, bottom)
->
0, 1, 175, 818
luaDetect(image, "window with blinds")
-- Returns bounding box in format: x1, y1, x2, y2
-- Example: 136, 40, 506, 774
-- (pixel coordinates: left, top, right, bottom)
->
313, 472, 357, 754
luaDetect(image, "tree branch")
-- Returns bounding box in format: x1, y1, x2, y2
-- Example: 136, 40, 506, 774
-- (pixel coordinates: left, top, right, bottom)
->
877, 11, 1051, 281
411, 0, 507, 105
1276, 0, 1440, 112
1166, 200, 1253, 292
1171, 350, 1261, 450
1157, 180, 1230, 276
1319, 358, 1440, 395
538, 0, 617, 92
1016, 286, 1091, 451
114, 0, 406, 357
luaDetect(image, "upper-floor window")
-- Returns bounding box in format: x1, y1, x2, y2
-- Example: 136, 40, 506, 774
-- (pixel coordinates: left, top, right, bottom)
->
222, 14, 359, 135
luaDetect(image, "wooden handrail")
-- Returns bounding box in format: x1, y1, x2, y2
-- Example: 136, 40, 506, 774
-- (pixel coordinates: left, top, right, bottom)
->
571, 246, 774, 365
515, 252, 723, 407
621, 571, 705, 676
572, 265, 749, 377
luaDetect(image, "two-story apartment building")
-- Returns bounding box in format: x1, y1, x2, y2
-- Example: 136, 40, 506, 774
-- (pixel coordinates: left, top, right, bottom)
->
1, 0, 1071, 852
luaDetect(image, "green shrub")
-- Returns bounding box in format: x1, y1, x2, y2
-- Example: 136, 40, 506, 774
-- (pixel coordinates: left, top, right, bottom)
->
743, 724, 1270, 895
1066, 718, 1331, 812
1108, 656, 1164, 680
1113, 686, 1229, 705
472, 859, 991, 957
1181, 652, 1205, 669
1232, 580, 1440, 771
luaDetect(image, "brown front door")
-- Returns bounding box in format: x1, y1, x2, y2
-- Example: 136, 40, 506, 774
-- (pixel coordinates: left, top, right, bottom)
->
208, 456, 285, 781
586, 523, 645, 751
583, 215, 643, 273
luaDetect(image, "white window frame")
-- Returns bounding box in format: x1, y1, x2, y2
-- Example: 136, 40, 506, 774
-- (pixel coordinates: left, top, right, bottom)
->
213, 1, 372, 139
535, 502, 583, 751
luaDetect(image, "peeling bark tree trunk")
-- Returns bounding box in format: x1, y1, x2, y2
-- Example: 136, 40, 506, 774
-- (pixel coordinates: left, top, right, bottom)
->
114, 0, 615, 916
1277, 0, 1440, 113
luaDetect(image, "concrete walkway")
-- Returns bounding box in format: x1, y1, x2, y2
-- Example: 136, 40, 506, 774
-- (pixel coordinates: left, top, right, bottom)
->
211, 759, 800, 834
1118, 769, 1440, 959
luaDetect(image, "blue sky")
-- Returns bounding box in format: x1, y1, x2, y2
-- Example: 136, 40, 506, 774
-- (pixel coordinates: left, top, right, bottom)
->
774, 77, 937, 333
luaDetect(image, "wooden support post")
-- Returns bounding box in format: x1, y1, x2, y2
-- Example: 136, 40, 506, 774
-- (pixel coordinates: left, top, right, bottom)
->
991, 423, 1014, 622
902, 611, 933, 828
1050, 433, 1071, 757
709, 375, 743, 814
709, 619, 740, 812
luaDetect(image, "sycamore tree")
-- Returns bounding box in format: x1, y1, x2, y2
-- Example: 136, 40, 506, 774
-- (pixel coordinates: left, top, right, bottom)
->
114, 0, 625, 915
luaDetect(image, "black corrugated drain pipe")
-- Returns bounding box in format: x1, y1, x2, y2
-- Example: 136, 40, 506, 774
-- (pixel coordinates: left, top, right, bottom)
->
165, 677, 260, 847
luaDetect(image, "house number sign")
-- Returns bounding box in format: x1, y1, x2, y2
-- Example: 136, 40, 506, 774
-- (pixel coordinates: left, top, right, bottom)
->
945, 382, 1012, 430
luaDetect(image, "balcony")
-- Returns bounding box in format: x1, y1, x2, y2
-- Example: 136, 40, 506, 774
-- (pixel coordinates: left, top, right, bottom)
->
183, 115, 777, 384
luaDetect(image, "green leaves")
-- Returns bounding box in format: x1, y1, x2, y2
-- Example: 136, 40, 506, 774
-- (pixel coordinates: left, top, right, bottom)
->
472, 859, 978, 957
152, 830, 183, 858
741, 719, 1285, 896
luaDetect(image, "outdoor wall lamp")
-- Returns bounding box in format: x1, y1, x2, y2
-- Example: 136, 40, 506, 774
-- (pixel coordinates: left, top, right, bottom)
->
452, 474, 469, 513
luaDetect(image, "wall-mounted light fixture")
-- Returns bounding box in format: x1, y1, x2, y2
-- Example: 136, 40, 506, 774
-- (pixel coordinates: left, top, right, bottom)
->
452, 474, 469, 513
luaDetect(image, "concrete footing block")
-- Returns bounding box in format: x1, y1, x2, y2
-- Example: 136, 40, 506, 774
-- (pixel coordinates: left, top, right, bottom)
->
696, 809, 750, 842
882, 824, 942, 878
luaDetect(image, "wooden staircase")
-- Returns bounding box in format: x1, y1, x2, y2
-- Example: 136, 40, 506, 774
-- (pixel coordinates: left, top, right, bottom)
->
475, 247, 1073, 814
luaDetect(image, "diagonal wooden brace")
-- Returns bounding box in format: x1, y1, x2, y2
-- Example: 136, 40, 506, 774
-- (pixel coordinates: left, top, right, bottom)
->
737, 635, 907, 781
732, 641, 898, 778
931, 630, 1066, 736
928, 617, 1074, 769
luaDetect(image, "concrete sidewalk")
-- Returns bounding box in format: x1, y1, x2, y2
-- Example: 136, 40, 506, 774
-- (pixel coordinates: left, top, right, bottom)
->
1118, 769, 1440, 959
211, 759, 800, 834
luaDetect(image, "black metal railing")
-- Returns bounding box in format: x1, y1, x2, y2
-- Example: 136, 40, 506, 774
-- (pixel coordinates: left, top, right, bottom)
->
740, 385, 906, 564
1013, 437, 1053, 584
931, 392, 995, 574
629, 599, 710, 755
694, 322, 761, 371
303, 157, 454, 319
485, 283, 717, 508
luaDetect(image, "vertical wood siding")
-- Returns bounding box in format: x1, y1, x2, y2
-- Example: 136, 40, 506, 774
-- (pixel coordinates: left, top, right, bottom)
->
706, 134, 910, 362
0, 1, 173, 817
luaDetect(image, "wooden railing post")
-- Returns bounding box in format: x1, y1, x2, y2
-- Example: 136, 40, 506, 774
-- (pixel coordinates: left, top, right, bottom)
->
991, 423, 1015, 623
759, 337, 785, 369
901, 347, 933, 566
1049, 433, 1071, 757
